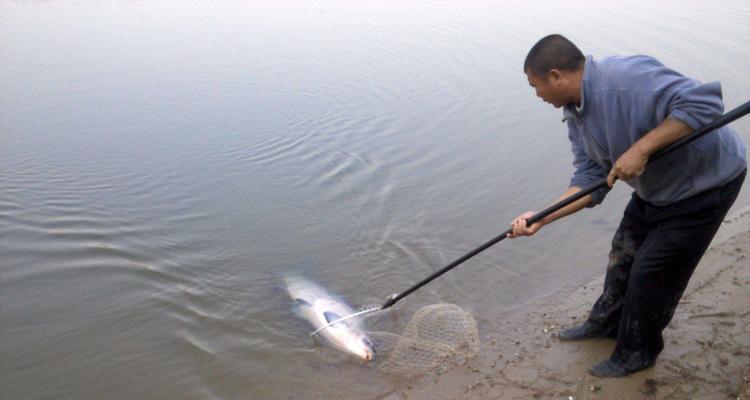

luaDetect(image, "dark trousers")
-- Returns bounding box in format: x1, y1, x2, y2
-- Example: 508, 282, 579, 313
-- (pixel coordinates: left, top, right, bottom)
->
586, 169, 746, 371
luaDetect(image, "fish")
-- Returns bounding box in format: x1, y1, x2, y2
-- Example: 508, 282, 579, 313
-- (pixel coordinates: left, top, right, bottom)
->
285, 276, 375, 361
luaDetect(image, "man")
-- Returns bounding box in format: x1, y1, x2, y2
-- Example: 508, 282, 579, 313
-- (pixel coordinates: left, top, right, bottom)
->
508, 34, 746, 377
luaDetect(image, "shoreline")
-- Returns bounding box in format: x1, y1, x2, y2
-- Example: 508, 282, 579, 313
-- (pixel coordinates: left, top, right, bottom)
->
380, 205, 750, 400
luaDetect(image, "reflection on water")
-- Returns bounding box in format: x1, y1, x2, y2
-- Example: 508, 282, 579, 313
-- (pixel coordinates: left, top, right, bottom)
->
1, 1, 748, 399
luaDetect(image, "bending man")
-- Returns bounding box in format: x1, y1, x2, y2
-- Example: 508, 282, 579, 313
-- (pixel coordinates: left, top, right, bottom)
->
509, 34, 747, 377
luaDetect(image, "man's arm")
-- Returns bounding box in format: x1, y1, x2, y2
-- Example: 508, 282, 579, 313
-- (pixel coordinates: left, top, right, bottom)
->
607, 117, 694, 186
507, 186, 592, 238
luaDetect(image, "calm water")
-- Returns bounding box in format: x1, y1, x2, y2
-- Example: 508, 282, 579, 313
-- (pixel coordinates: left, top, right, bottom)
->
1, 1, 748, 399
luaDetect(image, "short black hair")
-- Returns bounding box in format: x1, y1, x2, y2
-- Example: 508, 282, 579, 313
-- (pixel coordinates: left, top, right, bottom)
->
523, 34, 584, 77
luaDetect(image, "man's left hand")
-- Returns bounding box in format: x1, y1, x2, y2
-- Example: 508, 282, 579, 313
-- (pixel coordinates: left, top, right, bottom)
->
607, 145, 649, 187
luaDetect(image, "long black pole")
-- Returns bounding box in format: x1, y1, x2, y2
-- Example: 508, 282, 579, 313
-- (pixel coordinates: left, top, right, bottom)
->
381, 100, 750, 309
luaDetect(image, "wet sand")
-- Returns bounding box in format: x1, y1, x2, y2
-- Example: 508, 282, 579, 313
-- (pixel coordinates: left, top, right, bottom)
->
379, 205, 750, 400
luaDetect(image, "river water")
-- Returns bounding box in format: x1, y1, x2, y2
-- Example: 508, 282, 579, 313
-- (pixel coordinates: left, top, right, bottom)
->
1, 1, 748, 399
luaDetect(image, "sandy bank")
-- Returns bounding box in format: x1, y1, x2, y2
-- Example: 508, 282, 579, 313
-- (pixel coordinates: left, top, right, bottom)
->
379, 206, 750, 400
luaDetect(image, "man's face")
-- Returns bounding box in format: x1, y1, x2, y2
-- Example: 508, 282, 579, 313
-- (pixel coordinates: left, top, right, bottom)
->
526, 70, 568, 108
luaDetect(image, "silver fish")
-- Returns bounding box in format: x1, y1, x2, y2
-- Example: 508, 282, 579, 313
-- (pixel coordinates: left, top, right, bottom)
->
285, 277, 375, 361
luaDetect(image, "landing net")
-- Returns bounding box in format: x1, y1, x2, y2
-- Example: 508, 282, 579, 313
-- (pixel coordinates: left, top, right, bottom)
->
366, 303, 479, 376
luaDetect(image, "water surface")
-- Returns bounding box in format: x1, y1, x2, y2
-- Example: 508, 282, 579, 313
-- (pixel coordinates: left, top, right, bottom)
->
1, 1, 748, 399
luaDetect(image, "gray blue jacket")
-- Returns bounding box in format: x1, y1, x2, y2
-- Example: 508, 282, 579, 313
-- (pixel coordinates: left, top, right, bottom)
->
564, 55, 746, 206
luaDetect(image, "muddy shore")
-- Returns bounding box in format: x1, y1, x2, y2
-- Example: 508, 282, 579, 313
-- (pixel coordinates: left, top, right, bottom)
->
379, 206, 750, 400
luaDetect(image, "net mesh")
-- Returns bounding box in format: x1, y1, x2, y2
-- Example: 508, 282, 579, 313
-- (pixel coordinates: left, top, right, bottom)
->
367, 303, 479, 376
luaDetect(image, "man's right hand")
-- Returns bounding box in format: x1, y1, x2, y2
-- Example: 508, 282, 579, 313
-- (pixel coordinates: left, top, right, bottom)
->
507, 211, 544, 238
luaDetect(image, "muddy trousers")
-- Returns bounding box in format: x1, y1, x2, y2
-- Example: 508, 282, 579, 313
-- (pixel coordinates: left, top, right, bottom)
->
586, 169, 746, 371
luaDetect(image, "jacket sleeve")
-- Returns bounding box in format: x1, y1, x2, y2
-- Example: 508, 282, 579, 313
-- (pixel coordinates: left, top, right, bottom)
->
568, 129, 611, 207
649, 61, 725, 130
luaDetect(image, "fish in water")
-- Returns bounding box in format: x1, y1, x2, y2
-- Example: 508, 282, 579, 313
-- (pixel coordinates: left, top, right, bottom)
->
285, 277, 375, 361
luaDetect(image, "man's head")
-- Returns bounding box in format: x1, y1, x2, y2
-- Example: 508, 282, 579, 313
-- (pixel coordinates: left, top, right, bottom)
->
524, 34, 585, 108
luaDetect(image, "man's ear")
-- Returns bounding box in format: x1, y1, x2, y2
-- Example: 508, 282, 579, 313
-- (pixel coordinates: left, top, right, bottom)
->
548, 69, 563, 84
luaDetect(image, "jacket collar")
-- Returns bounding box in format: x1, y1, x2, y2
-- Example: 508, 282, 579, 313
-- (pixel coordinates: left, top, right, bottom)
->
562, 55, 593, 122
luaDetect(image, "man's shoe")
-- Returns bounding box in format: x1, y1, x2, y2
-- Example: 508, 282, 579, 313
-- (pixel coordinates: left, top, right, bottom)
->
588, 359, 633, 378
557, 321, 607, 341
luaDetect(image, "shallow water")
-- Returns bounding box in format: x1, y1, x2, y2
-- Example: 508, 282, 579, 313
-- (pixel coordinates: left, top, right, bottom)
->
1, 1, 748, 399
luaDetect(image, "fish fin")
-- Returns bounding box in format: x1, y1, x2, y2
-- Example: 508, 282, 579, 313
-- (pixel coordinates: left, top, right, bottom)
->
311, 332, 331, 347
292, 298, 314, 319
323, 311, 342, 325
294, 298, 312, 308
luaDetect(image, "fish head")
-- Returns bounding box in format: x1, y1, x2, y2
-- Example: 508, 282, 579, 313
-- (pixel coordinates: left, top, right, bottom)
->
344, 332, 376, 362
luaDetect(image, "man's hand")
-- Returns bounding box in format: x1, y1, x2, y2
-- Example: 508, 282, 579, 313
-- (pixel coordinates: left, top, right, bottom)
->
507, 211, 544, 238
607, 144, 649, 187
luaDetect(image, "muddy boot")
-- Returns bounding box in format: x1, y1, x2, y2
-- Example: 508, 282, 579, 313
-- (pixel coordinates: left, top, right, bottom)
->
588, 358, 638, 378
557, 321, 608, 341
